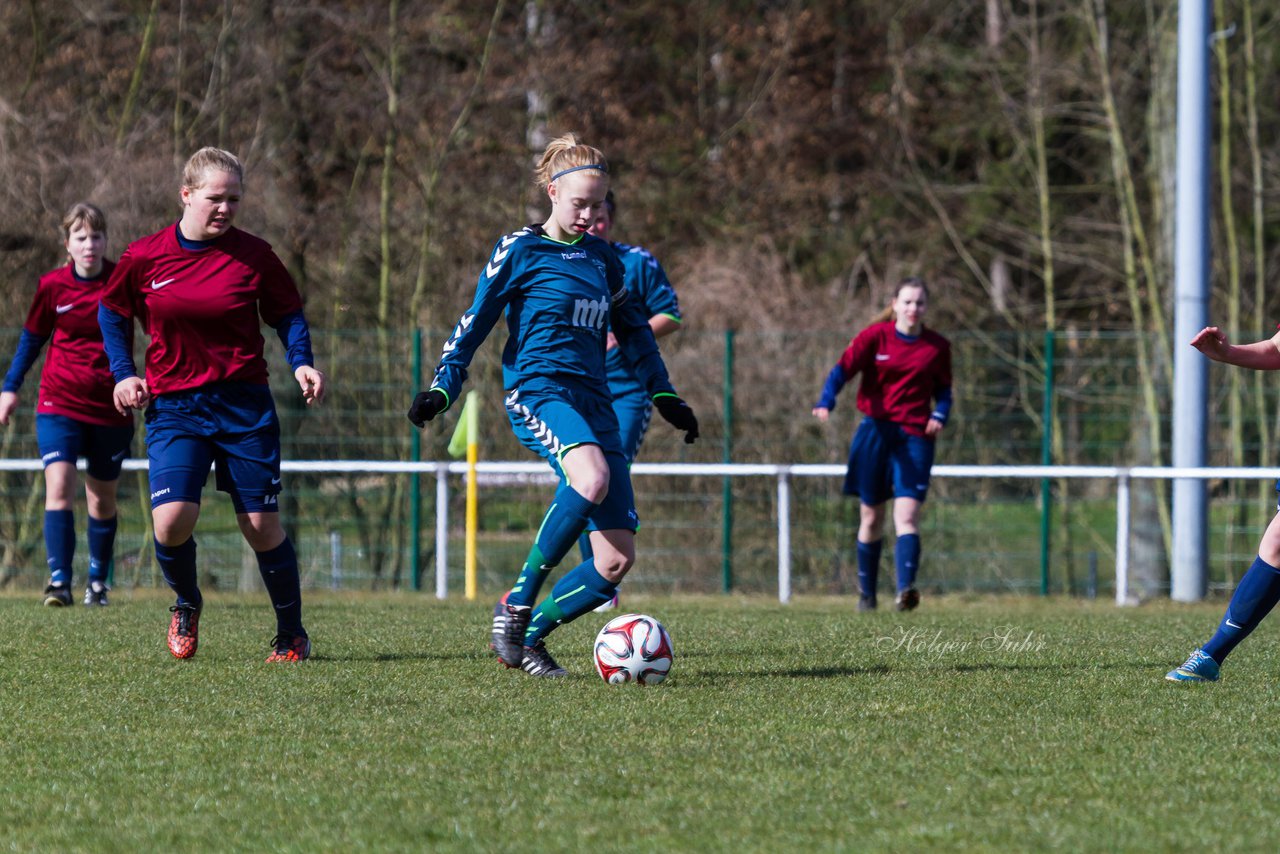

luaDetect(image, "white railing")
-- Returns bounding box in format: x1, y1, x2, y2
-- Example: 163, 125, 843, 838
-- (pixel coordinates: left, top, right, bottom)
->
4, 459, 1274, 604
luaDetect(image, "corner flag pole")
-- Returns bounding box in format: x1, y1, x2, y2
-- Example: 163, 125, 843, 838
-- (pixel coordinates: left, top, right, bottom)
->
448, 390, 480, 600
465, 392, 480, 600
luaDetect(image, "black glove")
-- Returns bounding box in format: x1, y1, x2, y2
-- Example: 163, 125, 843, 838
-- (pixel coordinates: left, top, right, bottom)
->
407, 389, 447, 427
653, 394, 699, 444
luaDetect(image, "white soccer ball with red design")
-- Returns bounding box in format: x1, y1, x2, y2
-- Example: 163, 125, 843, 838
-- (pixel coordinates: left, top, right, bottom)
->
593, 613, 673, 685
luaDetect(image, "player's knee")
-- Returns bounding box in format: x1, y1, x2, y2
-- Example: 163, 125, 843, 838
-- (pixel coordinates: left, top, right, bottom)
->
594, 550, 632, 583
154, 522, 191, 547
237, 513, 285, 551
153, 502, 198, 546
574, 469, 610, 503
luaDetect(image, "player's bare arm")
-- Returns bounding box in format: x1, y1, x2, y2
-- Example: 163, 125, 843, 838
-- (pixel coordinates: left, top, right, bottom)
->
1191, 326, 1280, 371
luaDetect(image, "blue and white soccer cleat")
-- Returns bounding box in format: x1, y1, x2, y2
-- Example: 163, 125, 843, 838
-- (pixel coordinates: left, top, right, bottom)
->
1165, 649, 1220, 683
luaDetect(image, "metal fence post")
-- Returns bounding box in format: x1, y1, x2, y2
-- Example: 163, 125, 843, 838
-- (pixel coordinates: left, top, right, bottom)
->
722, 328, 735, 593
410, 327, 422, 590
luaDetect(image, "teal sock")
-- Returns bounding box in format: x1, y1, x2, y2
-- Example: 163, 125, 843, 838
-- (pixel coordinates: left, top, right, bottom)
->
507, 484, 598, 608
525, 559, 617, 646
577, 531, 594, 563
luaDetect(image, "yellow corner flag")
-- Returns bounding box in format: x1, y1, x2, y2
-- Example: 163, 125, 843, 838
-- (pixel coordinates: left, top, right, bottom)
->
447, 392, 477, 459
448, 391, 480, 599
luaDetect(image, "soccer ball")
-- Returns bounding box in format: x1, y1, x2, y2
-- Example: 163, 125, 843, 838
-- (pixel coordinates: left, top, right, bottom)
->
593, 613, 673, 685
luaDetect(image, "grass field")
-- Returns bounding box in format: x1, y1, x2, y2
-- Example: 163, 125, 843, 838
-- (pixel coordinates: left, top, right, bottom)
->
2, 590, 1278, 852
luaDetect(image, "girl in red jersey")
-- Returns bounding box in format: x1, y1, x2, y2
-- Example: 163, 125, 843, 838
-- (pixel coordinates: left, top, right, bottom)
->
99, 147, 326, 663
812, 277, 953, 611
1, 203, 133, 607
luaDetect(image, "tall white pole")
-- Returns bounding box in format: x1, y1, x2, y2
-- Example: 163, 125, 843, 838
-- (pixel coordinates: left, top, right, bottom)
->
1171, 0, 1211, 601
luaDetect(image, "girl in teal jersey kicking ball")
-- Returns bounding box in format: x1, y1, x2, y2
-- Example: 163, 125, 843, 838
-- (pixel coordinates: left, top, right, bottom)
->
408, 134, 698, 678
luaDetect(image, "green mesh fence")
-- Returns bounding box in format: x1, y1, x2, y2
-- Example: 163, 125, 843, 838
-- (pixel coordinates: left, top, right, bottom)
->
1, 327, 1275, 597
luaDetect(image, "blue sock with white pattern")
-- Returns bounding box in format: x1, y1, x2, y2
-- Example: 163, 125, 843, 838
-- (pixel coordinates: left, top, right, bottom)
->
45, 510, 75, 585
896, 533, 921, 592
87, 515, 117, 585
856, 539, 882, 602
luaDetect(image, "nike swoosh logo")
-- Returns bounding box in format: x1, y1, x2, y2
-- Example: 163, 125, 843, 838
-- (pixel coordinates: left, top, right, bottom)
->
1225, 619, 1243, 629
150, 278, 176, 290
55, 303, 76, 314
270, 477, 282, 485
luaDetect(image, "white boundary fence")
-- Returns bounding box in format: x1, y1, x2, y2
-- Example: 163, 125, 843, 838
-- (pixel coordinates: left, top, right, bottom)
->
4, 460, 1277, 604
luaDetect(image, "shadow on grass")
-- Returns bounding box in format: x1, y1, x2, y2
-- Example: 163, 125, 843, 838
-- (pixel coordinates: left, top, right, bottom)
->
312, 651, 495, 663
696, 660, 1164, 681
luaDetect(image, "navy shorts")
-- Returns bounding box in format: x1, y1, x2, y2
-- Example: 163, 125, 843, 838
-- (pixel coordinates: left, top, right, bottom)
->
36, 414, 132, 481
612, 389, 654, 463
843, 417, 936, 505
504, 377, 638, 532
144, 383, 282, 514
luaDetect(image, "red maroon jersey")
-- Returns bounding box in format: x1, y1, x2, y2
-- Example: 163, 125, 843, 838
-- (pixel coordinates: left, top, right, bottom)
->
22, 261, 132, 426
827, 321, 952, 437
101, 224, 303, 395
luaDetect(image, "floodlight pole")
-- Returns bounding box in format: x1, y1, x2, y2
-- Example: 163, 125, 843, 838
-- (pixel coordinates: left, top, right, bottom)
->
1171, 0, 1211, 601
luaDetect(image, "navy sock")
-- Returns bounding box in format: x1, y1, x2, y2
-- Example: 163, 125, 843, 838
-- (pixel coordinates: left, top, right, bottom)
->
45, 509, 75, 585
896, 533, 921, 592
155, 537, 201, 608
577, 531, 595, 563
87, 515, 117, 585
525, 559, 618, 646
1202, 555, 1280, 664
507, 484, 598, 608
255, 537, 304, 636
856, 539, 882, 601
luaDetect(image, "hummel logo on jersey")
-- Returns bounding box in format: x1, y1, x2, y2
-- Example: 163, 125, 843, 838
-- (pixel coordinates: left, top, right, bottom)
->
561, 250, 588, 261
55, 303, 76, 314
150, 278, 176, 290
875, 354, 891, 361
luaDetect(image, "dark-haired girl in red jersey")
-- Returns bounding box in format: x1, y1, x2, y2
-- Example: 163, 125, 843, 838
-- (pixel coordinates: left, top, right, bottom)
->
812, 278, 953, 611
1, 203, 133, 607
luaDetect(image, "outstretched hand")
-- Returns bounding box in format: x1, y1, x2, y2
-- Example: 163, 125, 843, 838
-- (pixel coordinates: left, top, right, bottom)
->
654, 394, 699, 444
1189, 326, 1229, 360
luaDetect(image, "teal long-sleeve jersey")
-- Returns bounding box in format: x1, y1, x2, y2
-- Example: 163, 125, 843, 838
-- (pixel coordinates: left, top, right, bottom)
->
428, 225, 676, 410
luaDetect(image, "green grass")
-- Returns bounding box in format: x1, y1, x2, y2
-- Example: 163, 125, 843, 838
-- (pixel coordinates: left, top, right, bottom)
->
2, 591, 1278, 852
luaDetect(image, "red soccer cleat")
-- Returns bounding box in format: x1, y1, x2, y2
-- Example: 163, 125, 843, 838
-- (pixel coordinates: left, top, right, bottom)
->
167, 604, 201, 659
266, 632, 312, 663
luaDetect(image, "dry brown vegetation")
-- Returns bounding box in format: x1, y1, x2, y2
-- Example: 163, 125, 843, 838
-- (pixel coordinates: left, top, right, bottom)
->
2, 1, 1280, 588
